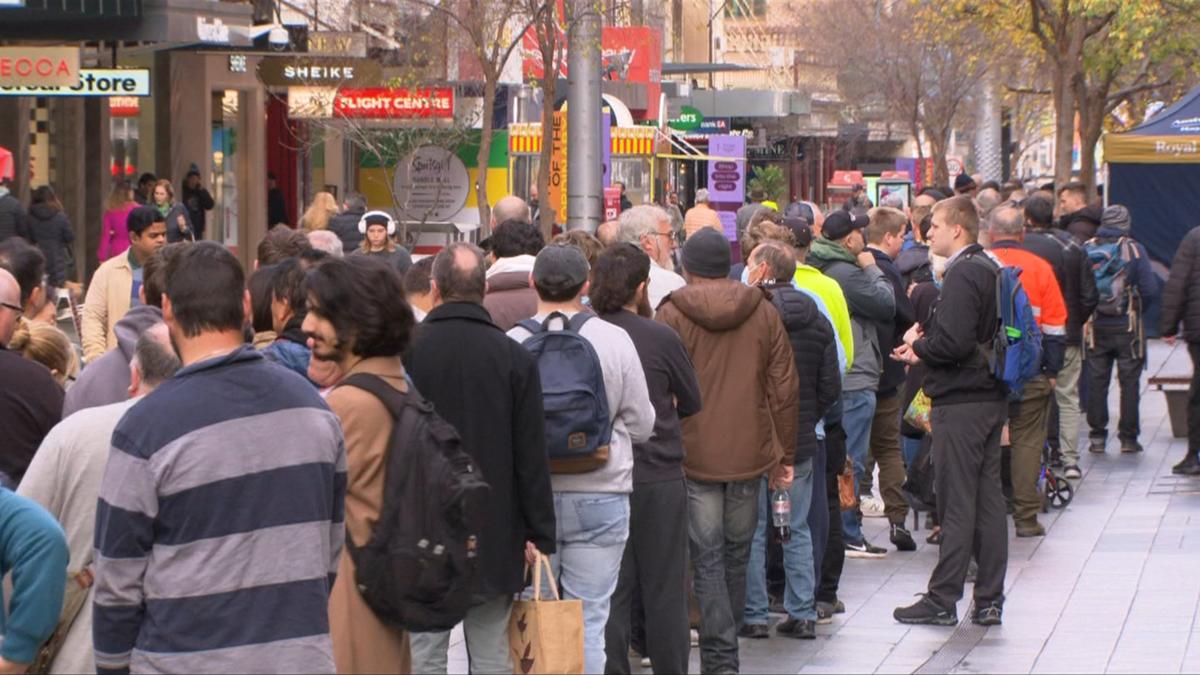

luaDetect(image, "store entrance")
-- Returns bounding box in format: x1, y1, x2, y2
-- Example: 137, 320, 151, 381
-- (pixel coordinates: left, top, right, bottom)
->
210, 90, 240, 248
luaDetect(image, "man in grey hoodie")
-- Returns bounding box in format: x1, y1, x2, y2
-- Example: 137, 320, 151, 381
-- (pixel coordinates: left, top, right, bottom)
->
62, 244, 175, 417
808, 210, 896, 558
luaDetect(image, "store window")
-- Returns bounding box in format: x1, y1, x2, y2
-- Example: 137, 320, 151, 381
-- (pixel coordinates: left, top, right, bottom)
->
109, 97, 140, 180
211, 90, 241, 248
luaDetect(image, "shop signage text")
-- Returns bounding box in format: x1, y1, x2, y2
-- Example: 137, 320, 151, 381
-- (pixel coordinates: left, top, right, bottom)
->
669, 105, 703, 131
0, 68, 149, 96
333, 88, 454, 119
549, 111, 567, 217
392, 146, 470, 222
0, 47, 80, 88
197, 17, 232, 44
307, 32, 367, 58
706, 135, 746, 240
258, 57, 382, 87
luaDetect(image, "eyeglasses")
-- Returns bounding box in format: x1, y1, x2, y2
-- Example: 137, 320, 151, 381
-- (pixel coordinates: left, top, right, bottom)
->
0, 301, 21, 313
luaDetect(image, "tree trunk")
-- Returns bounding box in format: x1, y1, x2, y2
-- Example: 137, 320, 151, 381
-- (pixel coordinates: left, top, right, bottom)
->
928, 127, 950, 187
476, 69, 497, 233
1051, 60, 1076, 190
537, 78, 556, 238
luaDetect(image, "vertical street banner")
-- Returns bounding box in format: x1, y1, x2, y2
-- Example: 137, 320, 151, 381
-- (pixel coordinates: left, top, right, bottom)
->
706, 135, 746, 240
601, 109, 612, 189
549, 111, 567, 218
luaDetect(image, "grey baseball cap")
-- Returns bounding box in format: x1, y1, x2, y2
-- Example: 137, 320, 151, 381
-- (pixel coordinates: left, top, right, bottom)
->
533, 244, 590, 294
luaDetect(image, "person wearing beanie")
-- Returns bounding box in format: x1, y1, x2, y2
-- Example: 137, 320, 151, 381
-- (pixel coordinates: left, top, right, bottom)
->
507, 244, 655, 674
807, 209, 896, 559
655, 228, 800, 674
181, 166, 214, 241
1083, 203, 1159, 455
954, 173, 978, 197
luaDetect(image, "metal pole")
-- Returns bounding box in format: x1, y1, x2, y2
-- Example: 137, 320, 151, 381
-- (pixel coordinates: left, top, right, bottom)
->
567, 0, 603, 232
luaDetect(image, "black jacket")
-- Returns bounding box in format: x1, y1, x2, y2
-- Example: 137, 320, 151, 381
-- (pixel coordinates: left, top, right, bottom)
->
328, 209, 365, 254
0, 193, 25, 242
1161, 226, 1200, 343
267, 187, 290, 227
902, 281, 940, 437
406, 301, 556, 596
162, 203, 193, 243
182, 185, 215, 239
1024, 228, 1098, 345
1059, 205, 1102, 244
896, 244, 932, 287
24, 204, 73, 287
912, 245, 1006, 406
765, 283, 841, 463
600, 309, 703, 482
869, 248, 917, 395
0, 347, 63, 485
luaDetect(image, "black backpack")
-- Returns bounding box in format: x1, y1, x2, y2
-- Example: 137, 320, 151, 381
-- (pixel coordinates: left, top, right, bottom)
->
337, 374, 491, 633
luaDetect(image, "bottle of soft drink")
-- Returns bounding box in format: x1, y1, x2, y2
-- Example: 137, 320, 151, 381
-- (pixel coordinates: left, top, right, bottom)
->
771, 489, 791, 543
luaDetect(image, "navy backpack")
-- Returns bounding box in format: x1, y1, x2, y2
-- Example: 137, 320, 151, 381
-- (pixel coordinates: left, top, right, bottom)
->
517, 312, 612, 473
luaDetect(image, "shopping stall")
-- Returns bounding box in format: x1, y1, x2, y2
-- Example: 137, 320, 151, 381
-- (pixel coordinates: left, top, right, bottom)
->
1104, 84, 1200, 264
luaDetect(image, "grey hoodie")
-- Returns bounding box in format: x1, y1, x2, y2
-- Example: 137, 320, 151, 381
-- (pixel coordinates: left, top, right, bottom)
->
62, 305, 162, 418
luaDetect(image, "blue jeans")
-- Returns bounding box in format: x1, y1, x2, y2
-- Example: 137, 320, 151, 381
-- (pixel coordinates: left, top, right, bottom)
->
744, 459, 817, 624
687, 476, 760, 675
902, 435, 923, 469
840, 389, 877, 544
548, 492, 630, 674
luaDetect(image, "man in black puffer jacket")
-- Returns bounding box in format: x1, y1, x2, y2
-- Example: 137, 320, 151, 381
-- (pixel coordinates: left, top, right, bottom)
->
1162, 225, 1200, 475
741, 240, 840, 640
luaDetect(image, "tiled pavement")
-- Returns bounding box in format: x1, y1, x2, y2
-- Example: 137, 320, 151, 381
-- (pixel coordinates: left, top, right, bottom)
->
450, 340, 1199, 674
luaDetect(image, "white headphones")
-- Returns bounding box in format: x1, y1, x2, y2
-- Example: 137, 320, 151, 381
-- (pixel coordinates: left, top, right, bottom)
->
358, 210, 397, 236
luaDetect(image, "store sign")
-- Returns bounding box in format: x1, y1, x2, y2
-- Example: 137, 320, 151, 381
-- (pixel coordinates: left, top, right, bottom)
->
109, 97, 140, 117
706, 135, 746, 240
0, 68, 149, 96
196, 17, 232, 44
549, 111, 567, 217
334, 88, 454, 119
258, 57, 381, 87
669, 105, 703, 132
392, 146, 470, 222
307, 32, 367, 58
0, 47, 79, 88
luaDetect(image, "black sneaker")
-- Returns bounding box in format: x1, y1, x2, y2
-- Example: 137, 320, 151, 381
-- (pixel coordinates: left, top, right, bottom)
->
776, 618, 817, 640
737, 623, 770, 639
1173, 454, 1200, 476
894, 595, 957, 626
815, 600, 844, 625
1120, 441, 1144, 454
890, 523, 917, 552
972, 602, 1003, 626
845, 539, 888, 558
1089, 438, 1106, 454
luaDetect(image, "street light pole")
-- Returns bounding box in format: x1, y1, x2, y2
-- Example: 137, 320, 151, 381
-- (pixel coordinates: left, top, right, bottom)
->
567, 0, 602, 232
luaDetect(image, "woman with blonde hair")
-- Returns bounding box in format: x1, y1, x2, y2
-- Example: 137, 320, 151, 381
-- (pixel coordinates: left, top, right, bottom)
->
10, 320, 78, 387
300, 192, 338, 231
99, 180, 137, 261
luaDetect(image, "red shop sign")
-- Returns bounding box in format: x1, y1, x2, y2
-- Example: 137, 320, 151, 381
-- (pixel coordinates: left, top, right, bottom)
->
334, 87, 454, 119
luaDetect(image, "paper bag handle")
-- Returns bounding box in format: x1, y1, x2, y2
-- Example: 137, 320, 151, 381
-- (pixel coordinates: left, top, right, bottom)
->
525, 552, 561, 602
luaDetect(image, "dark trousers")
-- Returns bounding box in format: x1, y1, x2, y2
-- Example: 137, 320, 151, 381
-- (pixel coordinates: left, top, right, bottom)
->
1189, 344, 1200, 454
927, 400, 1008, 611
1087, 329, 1144, 444
808, 443, 829, 595
1008, 377, 1052, 528
869, 391, 909, 525
605, 478, 690, 675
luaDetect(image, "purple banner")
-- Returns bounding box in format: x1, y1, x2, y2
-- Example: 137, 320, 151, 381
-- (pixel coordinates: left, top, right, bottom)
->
601, 110, 612, 189
706, 135, 746, 240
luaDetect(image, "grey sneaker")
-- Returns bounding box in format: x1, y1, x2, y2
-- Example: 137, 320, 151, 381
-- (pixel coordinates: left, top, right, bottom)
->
1064, 464, 1082, 480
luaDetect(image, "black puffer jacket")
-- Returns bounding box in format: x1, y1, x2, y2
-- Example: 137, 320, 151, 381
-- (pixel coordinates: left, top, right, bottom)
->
0, 193, 24, 242
1161, 226, 1200, 343
24, 203, 73, 287
1024, 228, 1098, 345
765, 283, 841, 463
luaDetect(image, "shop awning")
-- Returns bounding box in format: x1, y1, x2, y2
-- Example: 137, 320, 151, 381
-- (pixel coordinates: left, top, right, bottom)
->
1104, 85, 1200, 163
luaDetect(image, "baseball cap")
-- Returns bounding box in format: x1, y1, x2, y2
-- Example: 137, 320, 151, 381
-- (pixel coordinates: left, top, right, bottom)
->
822, 210, 868, 241
781, 217, 813, 248
533, 244, 590, 294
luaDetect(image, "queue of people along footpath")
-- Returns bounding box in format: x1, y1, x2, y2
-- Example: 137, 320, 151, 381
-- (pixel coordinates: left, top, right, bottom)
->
4, 165, 1199, 675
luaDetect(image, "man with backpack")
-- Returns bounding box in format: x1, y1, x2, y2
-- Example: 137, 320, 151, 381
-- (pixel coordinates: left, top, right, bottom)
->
406, 243, 557, 673
891, 196, 1009, 627
1084, 205, 1159, 455
655, 228, 799, 674
1024, 192, 1098, 479
304, 257, 417, 673
988, 204, 1068, 538
507, 244, 655, 674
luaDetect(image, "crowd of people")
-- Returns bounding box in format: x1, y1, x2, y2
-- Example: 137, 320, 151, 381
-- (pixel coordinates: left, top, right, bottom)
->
0, 166, 1198, 675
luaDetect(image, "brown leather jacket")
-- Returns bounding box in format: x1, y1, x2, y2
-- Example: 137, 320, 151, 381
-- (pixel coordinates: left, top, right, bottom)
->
483, 271, 538, 331
655, 279, 800, 482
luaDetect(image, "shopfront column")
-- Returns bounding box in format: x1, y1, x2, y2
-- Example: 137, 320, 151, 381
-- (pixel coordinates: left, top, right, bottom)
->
0, 97, 32, 203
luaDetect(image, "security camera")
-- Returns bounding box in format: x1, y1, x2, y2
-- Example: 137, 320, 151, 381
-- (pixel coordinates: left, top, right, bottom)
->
268, 27, 290, 50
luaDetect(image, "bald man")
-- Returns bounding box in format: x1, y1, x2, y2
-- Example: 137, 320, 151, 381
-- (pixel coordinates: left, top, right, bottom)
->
490, 195, 532, 230
0, 267, 63, 486
596, 220, 620, 248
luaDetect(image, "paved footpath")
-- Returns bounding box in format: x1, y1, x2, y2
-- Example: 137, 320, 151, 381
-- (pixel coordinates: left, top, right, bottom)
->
450, 339, 1199, 674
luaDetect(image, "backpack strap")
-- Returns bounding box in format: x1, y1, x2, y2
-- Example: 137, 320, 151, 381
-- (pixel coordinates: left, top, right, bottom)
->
339, 373, 422, 419
516, 318, 545, 335
567, 311, 593, 333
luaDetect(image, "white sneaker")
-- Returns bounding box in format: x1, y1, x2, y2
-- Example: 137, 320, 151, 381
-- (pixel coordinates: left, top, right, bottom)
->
860, 495, 886, 518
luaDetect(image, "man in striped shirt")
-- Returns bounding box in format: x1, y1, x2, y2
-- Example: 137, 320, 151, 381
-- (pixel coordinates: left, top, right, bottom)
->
987, 204, 1068, 539
93, 242, 347, 674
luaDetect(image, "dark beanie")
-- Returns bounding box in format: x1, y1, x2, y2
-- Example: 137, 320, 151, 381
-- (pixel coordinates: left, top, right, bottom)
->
954, 173, 976, 192
682, 228, 732, 279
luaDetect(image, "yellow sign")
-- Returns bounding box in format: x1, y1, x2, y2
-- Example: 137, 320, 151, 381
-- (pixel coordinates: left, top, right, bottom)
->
1104, 133, 1200, 164
549, 112, 567, 217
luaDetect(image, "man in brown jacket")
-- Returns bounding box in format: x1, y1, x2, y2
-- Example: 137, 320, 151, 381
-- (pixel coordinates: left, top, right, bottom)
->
655, 227, 801, 674
302, 256, 417, 674
483, 217, 543, 330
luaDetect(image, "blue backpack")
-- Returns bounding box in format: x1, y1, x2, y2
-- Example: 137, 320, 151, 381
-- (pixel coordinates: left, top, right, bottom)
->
969, 254, 1043, 401
1084, 237, 1138, 317
517, 312, 612, 473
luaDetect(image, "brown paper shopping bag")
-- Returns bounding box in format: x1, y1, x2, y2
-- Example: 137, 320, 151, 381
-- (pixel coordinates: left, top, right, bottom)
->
508, 553, 584, 674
